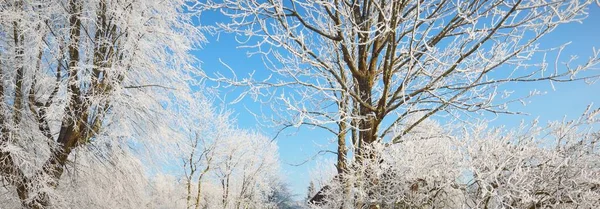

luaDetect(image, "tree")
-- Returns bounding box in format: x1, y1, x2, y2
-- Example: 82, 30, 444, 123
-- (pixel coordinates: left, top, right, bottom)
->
268, 181, 303, 209
0, 0, 203, 207
180, 101, 282, 209
203, 0, 600, 207
460, 108, 600, 208
211, 128, 280, 209
181, 97, 225, 209
306, 108, 600, 208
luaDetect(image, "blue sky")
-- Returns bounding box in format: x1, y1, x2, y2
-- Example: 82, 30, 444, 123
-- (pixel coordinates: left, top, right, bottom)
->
194, 6, 600, 200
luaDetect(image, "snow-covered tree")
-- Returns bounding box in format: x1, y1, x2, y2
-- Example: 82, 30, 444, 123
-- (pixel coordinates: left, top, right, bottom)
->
308, 108, 600, 208
181, 102, 282, 209
202, 0, 600, 207
268, 181, 303, 209
461, 108, 600, 208
0, 0, 203, 207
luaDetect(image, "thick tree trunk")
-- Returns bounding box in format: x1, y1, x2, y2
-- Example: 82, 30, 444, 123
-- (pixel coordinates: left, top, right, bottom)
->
355, 72, 381, 209
39, 0, 83, 186
355, 75, 378, 157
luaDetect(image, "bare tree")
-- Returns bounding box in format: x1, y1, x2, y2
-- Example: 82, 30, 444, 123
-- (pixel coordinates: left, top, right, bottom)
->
181, 104, 282, 209
213, 129, 280, 209
203, 0, 600, 207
